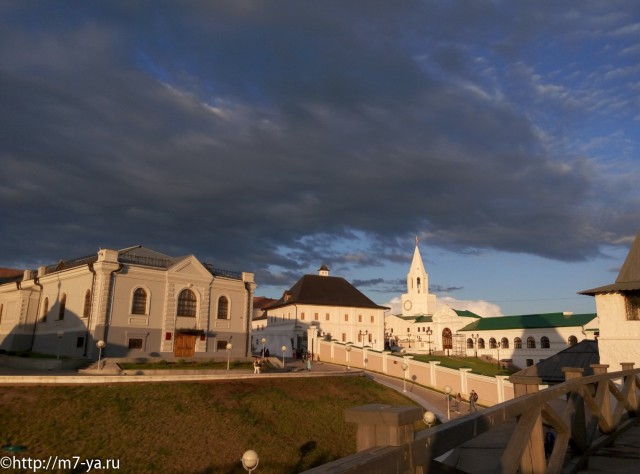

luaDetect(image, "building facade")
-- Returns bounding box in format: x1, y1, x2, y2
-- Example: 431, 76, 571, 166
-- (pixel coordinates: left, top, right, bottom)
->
580, 230, 640, 368
0, 246, 255, 360
255, 265, 388, 356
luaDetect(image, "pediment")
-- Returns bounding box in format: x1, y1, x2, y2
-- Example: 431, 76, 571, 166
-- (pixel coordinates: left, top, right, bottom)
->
167, 255, 212, 279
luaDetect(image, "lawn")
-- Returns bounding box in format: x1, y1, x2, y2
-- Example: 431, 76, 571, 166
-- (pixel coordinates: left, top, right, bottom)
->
0, 376, 420, 474
408, 355, 516, 377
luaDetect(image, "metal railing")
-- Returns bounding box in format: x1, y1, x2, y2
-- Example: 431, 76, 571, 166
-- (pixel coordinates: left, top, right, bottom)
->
43, 254, 98, 274
304, 363, 640, 473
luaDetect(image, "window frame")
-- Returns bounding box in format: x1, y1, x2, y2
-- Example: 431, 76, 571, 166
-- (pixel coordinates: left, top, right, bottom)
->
216, 295, 229, 320
177, 289, 197, 317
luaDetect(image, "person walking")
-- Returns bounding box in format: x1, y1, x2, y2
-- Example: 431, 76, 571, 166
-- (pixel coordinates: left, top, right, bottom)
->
455, 393, 462, 413
253, 358, 261, 374
469, 389, 478, 412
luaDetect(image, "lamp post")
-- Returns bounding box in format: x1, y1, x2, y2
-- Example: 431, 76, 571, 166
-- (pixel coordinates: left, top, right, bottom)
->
56, 331, 64, 360
226, 343, 233, 370
402, 361, 408, 392
281, 345, 287, 367
444, 385, 452, 420
423, 411, 436, 428
261, 337, 266, 360
345, 344, 351, 370
472, 333, 479, 358
241, 450, 259, 473
426, 327, 433, 355
96, 339, 105, 370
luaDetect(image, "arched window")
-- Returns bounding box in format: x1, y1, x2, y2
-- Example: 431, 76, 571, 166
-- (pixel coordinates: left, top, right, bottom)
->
442, 328, 452, 349
527, 336, 536, 348
501, 337, 509, 349
83, 290, 92, 318
514, 337, 522, 349
467, 338, 474, 349
541, 336, 550, 349
177, 289, 197, 317
489, 338, 497, 349
417, 277, 421, 293
40, 298, 49, 322
478, 338, 485, 349
131, 288, 148, 315
58, 293, 66, 320
217, 296, 229, 319
568, 335, 578, 347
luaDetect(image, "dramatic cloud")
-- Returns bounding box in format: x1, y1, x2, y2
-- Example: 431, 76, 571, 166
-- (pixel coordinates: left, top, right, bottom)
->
1, 1, 639, 304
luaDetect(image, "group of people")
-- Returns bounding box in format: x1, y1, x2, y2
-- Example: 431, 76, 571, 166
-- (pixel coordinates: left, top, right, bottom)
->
450, 389, 479, 413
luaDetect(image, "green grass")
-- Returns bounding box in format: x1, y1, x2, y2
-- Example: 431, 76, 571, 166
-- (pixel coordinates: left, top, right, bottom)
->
0, 377, 421, 473
407, 355, 516, 377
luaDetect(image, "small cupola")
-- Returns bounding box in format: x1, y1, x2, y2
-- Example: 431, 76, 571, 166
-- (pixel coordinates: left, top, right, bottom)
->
318, 264, 330, 277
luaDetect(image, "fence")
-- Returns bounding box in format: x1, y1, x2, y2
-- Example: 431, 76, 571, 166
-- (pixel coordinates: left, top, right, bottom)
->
316, 340, 516, 405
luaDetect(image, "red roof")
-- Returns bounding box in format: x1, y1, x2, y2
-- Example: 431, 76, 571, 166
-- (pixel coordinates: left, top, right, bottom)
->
0, 268, 23, 278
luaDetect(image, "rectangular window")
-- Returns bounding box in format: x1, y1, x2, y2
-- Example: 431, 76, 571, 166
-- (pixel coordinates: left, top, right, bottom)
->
314, 313, 319, 321
325, 313, 330, 321
217, 340, 228, 351
128, 338, 143, 349
370, 315, 374, 323
76, 337, 85, 348
342, 333, 346, 342
300, 312, 305, 320
344, 314, 348, 322
358, 315, 362, 322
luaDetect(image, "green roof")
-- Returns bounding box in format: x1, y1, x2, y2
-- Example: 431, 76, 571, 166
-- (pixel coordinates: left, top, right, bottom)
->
458, 312, 597, 332
454, 309, 482, 318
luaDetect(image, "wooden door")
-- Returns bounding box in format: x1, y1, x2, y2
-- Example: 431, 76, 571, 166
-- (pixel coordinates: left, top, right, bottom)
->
174, 333, 196, 357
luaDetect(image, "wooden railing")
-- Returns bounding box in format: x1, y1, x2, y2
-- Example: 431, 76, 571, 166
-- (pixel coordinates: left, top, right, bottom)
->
303, 363, 640, 473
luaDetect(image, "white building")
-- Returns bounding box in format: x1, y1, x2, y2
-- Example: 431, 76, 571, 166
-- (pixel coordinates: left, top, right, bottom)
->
0, 246, 255, 360
256, 265, 388, 357
580, 230, 640, 368
385, 239, 599, 369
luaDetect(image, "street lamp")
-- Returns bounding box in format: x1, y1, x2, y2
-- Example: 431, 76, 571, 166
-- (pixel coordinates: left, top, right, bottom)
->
241, 450, 259, 473
96, 339, 105, 370
345, 344, 352, 370
423, 411, 436, 428
402, 361, 408, 392
426, 328, 433, 355
226, 343, 233, 370
444, 385, 452, 420
281, 345, 287, 367
261, 337, 266, 360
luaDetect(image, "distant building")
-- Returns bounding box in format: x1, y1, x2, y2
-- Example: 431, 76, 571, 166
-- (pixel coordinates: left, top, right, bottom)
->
257, 265, 388, 356
0, 246, 255, 360
386, 239, 599, 369
511, 339, 600, 384
580, 230, 640, 368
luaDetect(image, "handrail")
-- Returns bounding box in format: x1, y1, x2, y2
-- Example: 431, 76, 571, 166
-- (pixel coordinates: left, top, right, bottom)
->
303, 364, 640, 473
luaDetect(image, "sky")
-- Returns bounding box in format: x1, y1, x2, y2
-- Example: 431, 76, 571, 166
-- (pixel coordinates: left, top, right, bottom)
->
1, 1, 639, 318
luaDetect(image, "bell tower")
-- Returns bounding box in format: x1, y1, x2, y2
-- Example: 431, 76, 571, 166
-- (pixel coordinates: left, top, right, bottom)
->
401, 237, 436, 315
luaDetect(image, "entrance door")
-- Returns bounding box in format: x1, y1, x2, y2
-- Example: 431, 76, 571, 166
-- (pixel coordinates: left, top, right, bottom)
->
174, 333, 196, 357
